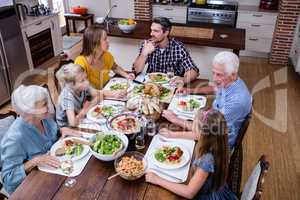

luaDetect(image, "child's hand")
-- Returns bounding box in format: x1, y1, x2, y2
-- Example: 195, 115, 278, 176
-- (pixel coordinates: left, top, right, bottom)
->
159, 128, 173, 138
146, 172, 161, 185
112, 89, 127, 99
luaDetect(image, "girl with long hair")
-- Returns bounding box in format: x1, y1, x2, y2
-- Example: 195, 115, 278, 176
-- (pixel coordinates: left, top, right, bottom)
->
146, 109, 237, 200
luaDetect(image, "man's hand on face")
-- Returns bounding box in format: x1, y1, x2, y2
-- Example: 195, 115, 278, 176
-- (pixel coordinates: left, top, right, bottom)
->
141, 40, 156, 57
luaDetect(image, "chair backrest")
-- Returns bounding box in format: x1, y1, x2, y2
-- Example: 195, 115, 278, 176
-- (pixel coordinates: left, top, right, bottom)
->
54, 58, 74, 94
41, 83, 56, 113
227, 110, 252, 193
241, 155, 270, 200
0, 111, 17, 170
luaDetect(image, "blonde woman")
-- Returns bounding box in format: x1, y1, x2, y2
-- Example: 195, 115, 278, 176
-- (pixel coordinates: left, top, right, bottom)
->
75, 24, 135, 91
56, 63, 103, 127
1, 85, 80, 194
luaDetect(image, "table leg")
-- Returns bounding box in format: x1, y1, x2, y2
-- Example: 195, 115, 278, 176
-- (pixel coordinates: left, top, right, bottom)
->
233, 49, 240, 56
65, 18, 70, 36
84, 19, 88, 30
72, 19, 76, 33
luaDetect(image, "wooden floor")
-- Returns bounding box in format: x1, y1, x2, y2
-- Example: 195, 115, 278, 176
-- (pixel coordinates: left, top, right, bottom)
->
1, 57, 299, 200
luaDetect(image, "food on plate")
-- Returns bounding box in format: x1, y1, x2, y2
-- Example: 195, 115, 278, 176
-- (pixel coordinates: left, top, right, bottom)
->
133, 85, 145, 95
119, 18, 136, 25
149, 73, 168, 83
111, 115, 139, 134
91, 134, 123, 155
55, 139, 84, 157
109, 82, 128, 91
116, 156, 144, 177
61, 160, 73, 174
140, 96, 161, 115
159, 87, 171, 100
154, 145, 183, 164
178, 98, 201, 112
91, 105, 117, 118
144, 82, 160, 96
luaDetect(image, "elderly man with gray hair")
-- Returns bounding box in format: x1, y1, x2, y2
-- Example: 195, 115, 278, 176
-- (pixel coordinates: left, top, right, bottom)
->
161, 51, 252, 150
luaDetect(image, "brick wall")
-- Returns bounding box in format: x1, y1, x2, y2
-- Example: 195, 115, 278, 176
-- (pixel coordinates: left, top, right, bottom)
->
270, 0, 300, 65
134, 0, 152, 21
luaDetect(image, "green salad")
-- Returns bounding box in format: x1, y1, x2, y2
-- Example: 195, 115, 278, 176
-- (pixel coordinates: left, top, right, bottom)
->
151, 74, 167, 82
101, 105, 117, 117
159, 87, 171, 100
92, 134, 123, 155
110, 83, 128, 91
65, 143, 83, 156
187, 99, 200, 110
133, 85, 145, 94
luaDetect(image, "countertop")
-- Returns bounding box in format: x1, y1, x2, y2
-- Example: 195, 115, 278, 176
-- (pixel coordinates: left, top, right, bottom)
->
20, 12, 59, 29
238, 5, 278, 14
103, 18, 245, 51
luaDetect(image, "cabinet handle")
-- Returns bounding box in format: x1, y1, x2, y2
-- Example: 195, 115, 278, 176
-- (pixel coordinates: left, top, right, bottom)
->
253, 14, 263, 17
24, 31, 28, 41
35, 21, 42, 25
251, 24, 261, 27
249, 37, 259, 41
164, 8, 173, 11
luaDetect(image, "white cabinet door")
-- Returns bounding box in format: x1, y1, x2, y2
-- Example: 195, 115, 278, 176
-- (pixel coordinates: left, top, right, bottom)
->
110, 0, 134, 19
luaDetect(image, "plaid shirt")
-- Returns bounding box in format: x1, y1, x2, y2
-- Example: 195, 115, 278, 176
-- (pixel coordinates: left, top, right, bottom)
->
139, 38, 199, 76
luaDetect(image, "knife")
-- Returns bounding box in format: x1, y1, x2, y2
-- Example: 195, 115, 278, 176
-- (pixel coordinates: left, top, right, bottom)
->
132, 79, 144, 85
69, 126, 101, 134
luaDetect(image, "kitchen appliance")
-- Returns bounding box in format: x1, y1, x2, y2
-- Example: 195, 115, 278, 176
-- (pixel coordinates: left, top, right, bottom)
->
259, 0, 278, 10
187, 0, 238, 27
71, 6, 88, 15
15, 3, 28, 21
0, 5, 29, 105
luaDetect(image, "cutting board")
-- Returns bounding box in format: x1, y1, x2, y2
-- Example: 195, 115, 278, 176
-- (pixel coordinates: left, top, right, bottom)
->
170, 26, 214, 40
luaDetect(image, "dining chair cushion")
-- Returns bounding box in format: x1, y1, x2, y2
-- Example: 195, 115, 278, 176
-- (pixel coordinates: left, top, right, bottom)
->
240, 161, 262, 200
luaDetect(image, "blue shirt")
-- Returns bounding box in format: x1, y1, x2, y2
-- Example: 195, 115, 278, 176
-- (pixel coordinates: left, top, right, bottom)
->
193, 153, 238, 200
0, 117, 58, 194
213, 78, 252, 150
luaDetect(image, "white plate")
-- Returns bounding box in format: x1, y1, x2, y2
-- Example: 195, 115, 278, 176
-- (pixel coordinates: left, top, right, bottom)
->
86, 104, 122, 124
150, 142, 191, 170
105, 78, 134, 92
174, 95, 206, 115
50, 137, 90, 162
145, 72, 170, 84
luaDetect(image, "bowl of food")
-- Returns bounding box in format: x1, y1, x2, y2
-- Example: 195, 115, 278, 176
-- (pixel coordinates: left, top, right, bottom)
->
90, 133, 128, 161
118, 19, 137, 33
114, 151, 147, 180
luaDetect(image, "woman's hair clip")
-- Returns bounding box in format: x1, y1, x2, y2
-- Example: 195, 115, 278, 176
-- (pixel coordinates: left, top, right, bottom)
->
202, 108, 213, 123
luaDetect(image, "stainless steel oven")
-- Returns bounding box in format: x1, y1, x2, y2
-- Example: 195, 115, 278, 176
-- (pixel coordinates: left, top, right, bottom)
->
187, 0, 238, 27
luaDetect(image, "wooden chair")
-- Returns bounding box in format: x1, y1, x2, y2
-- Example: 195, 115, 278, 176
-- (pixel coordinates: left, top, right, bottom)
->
227, 110, 252, 196
240, 155, 270, 200
0, 111, 17, 199
53, 58, 74, 94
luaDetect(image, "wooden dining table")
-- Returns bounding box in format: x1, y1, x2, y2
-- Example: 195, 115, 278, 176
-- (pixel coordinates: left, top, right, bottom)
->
10, 79, 213, 200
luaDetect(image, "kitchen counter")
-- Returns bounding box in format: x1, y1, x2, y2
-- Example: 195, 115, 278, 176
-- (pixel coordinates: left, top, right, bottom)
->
20, 12, 59, 29
238, 5, 278, 14
104, 18, 245, 55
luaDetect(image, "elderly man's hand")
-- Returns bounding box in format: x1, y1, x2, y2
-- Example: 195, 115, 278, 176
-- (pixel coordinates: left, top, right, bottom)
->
170, 76, 184, 88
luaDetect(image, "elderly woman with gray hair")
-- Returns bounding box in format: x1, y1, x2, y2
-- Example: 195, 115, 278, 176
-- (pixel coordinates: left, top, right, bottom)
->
0, 85, 79, 194
161, 51, 252, 150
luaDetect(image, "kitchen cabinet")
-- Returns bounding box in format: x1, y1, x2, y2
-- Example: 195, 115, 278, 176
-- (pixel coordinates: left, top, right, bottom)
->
152, 5, 187, 24
20, 13, 63, 69
237, 5, 278, 56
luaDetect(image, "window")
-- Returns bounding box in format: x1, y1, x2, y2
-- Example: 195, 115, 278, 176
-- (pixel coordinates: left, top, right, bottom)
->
39, 0, 67, 27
